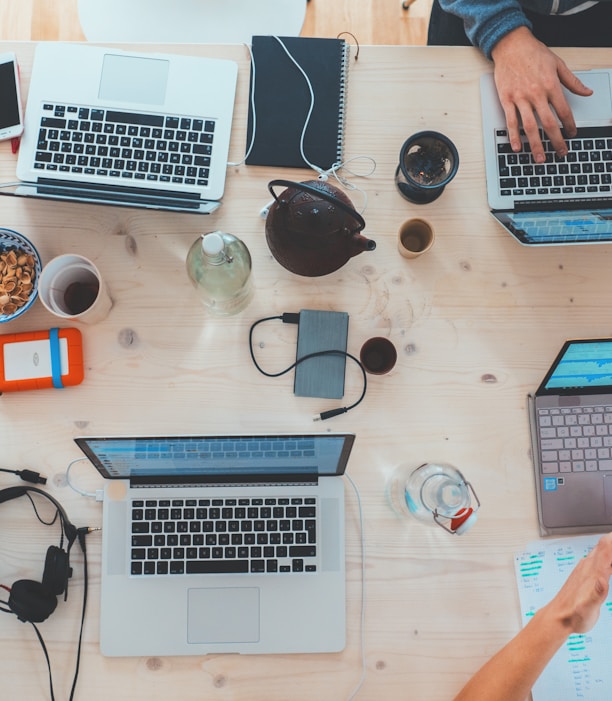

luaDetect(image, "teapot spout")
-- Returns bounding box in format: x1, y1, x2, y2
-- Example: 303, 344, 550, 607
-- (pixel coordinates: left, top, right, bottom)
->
349, 233, 376, 258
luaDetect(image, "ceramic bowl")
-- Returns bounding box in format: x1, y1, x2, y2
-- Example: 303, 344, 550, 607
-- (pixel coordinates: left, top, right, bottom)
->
0, 227, 42, 323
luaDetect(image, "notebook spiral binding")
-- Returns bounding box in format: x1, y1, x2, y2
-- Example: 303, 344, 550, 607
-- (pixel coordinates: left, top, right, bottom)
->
336, 41, 351, 167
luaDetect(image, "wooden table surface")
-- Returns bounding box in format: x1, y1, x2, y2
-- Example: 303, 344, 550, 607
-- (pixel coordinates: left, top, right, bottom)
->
1, 42, 612, 701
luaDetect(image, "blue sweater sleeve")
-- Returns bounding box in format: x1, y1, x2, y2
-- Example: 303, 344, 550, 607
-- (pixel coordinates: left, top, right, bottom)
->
438, 0, 533, 58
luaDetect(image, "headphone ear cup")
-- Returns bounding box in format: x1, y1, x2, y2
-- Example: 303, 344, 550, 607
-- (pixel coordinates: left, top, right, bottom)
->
42, 545, 71, 596
8, 579, 58, 623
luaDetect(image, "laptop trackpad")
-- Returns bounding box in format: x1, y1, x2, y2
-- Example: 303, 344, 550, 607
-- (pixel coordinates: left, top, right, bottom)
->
99, 54, 169, 105
603, 474, 612, 518
187, 587, 260, 644
568, 72, 612, 122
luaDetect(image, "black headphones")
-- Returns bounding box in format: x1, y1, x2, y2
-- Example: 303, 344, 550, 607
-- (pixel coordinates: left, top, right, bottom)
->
0, 486, 78, 624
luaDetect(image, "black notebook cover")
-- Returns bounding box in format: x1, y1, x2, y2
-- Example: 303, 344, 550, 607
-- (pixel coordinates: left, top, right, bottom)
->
246, 35, 350, 170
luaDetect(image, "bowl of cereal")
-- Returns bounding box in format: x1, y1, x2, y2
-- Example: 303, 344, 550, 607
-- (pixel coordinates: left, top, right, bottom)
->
0, 228, 42, 323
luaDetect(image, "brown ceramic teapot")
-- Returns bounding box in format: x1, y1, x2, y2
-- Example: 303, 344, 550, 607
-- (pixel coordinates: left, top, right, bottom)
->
264, 179, 376, 277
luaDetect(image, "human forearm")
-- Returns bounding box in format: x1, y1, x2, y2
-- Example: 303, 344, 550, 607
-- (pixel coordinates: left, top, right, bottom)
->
437, 0, 530, 57
452, 606, 570, 701
453, 533, 612, 701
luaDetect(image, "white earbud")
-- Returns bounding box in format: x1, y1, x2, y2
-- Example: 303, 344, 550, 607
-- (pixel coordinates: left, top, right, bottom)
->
259, 199, 275, 219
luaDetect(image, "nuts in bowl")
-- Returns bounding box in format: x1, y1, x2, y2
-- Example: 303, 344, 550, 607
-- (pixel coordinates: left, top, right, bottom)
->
0, 228, 42, 323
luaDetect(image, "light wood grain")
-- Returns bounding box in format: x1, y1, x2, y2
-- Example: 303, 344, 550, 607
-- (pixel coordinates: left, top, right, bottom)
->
2, 41, 611, 701
0, 0, 432, 44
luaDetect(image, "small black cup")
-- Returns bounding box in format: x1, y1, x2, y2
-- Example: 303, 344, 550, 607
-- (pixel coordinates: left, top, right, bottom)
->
360, 337, 397, 375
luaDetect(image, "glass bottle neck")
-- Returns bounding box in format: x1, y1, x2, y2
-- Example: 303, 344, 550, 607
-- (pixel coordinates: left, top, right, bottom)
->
201, 234, 233, 265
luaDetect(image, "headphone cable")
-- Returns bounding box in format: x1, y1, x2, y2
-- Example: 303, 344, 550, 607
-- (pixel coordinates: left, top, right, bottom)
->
30, 621, 56, 701
69, 527, 95, 701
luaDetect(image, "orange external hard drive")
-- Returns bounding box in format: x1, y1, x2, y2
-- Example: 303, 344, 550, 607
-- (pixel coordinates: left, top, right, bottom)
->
0, 327, 84, 392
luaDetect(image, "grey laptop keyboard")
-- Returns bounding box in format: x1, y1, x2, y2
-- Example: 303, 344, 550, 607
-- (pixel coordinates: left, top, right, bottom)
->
538, 405, 612, 474
34, 102, 215, 187
131, 496, 318, 576
496, 126, 612, 198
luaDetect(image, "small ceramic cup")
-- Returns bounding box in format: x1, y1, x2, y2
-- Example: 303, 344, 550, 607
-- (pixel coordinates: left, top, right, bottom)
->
360, 337, 397, 375
398, 218, 435, 259
38, 254, 113, 324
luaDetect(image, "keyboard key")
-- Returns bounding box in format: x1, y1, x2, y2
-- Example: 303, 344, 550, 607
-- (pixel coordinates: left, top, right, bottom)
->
187, 560, 249, 574
289, 546, 316, 558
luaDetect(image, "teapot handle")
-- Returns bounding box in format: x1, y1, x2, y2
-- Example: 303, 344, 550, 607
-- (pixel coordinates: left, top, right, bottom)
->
267, 179, 366, 233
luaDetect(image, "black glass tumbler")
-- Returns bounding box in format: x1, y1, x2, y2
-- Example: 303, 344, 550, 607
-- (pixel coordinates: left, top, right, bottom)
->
395, 131, 459, 204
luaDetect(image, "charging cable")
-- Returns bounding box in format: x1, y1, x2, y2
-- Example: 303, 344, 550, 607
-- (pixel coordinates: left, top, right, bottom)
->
345, 472, 367, 701
66, 458, 104, 502
249, 313, 367, 420
227, 41, 258, 167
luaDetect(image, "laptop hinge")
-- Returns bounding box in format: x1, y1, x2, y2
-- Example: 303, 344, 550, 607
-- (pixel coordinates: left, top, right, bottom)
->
128, 475, 320, 488
1, 178, 220, 213
514, 197, 612, 213
36, 177, 204, 207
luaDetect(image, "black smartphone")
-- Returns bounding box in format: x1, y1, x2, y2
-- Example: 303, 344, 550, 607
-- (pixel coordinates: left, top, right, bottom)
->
0, 52, 24, 141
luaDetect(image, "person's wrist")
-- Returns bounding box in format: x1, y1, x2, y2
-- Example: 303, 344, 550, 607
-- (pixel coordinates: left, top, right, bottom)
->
531, 602, 574, 643
491, 26, 535, 63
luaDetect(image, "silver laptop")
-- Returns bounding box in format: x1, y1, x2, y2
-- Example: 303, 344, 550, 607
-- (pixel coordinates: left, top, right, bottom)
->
11, 43, 237, 214
74, 433, 354, 656
481, 69, 612, 245
528, 339, 612, 536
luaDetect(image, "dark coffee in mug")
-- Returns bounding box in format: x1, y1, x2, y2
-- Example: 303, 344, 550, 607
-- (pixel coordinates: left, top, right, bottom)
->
64, 279, 99, 315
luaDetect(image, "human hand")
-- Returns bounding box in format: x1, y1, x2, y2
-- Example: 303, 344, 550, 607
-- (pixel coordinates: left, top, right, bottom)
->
491, 27, 593, 164
546, 532, 612, 635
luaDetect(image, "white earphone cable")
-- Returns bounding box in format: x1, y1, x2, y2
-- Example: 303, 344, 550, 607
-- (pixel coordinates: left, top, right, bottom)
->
229, 36, 377, 215
345, 472, 367, 700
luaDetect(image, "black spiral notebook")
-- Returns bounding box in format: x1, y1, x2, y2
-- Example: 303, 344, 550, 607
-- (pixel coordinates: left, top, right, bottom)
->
245, 35, 350, 170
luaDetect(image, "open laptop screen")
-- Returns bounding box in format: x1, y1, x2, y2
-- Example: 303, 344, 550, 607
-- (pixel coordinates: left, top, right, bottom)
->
493, 208, 612, 245
537, 339, 612, 394
75, 434, 355, 481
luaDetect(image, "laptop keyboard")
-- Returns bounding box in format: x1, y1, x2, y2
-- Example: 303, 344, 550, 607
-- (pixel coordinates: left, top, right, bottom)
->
538, 406, 612, 474
33, 103, 215, 187
496, 126, 612, 198
130, 496, 318, 576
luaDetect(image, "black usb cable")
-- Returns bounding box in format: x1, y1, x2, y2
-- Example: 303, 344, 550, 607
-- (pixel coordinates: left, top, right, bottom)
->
0, 467, 47, 484
248, 313, 367, 420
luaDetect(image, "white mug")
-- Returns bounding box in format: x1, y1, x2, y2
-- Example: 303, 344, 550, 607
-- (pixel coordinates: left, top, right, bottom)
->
38, 254, 113, 324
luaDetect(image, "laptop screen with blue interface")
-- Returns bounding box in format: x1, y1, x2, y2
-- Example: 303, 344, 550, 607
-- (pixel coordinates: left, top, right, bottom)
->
75, 434, 354, 480
494, 208, 612, 245
539, 340, 612, 393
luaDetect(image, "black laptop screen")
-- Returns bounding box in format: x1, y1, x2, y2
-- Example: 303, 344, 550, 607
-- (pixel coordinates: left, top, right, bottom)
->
539, 340, 612, 393
74, 434, 355, 482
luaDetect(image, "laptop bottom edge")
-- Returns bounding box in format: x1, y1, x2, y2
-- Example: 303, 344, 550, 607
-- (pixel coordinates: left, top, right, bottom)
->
0, 180, 219, 214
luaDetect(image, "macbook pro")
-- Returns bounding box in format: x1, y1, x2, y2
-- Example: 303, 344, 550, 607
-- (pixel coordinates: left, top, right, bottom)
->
75, 433, 354, 656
